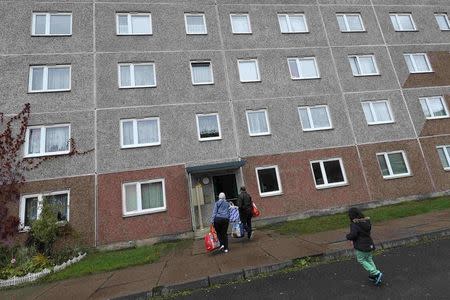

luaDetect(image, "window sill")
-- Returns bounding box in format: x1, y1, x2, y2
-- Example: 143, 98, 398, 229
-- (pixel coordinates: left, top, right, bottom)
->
121, 143, 161, 149
24, 151, 70, 158
340, 30, 367, 33
249, 133, 271, 137
232, 32, 253, 35
367, 121, 395, 126
119, 85, 157, 89
186, 33, 208, 36
315, 182, 348, 190
291, 77, 321, 81
281, 31, 310, 34
28, 89, 71, 94
199, 137, 222, 142
352, 74, 381, 77
116, 33, 153, 36
425, 116, 449, 120
260, 191, 283, 198
302, 127, 333, 132
123, 208, 167, 218
31, 34, 72, 37
394, 30, 419, 32
240, 80, 262, 83
382, 174, 412, 180
192, 82, 215, 86
19, 221, 68, 233
409, 71, 434, 74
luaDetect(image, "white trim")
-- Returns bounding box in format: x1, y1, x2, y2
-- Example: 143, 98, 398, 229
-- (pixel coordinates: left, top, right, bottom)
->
336, 13, 365, 32
120, 117, 161, 148
245, 109, 271, 136
118, 62, 157, 88
389, 13, 417, 31
184, 13, 207, 35
434, 13, 450, 31
348, 54, 380, 76
24, 124, 71, 158
419, 96, 449, 119
31, 12, 72, 36
237, 58, 261, 82
28, 65, 71, 93
436, 145, 450, 171
298, 105, 333, 131
361, 100, 395, 125
121, 178, 167, 217
287, 57, 320, 80
403, 53, 433, 74
255, 165, 283, 197
230, 13, 252, 34
376, 150, 411, 179
189, 60, 214, 85
116, 13, 152, 36
277, 13, 309, 33
310, 158, 348, 189
195, 113, 222, 141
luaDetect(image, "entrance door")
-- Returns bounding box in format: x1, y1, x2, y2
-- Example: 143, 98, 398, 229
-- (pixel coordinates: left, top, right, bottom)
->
213, 174, 238, 204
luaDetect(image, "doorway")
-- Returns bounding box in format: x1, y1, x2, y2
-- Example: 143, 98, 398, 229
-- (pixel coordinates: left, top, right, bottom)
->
213, 174, 238, 204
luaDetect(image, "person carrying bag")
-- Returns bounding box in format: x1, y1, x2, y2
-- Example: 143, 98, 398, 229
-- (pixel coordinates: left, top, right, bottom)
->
237, 186, 254, 239
211, 192, 231, 252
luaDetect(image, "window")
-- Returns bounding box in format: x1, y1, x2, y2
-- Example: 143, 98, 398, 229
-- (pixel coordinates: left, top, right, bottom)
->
190, 61, 214, 85
277, 14, 308, 33
196, 113, 221, 141
377, 151, 411, 179
185, 13, 207, 35
361, 100, 394, 125
238, 59, 260, 82
437, 146, 450, 171
116, 13, 152, 35
25, 124, 70, 157
298, 105, 332, 131
336, 14, 365, 32
120, 118, 160, 148
310, 158, 347, 189
404, 53, 432, 73
28, 65, 71, 92
118, 63, 156, 88
32, 12, 72, 36
435, 13, 450, 31
230, 14, 252, 34
419, 96, 449, 119
287, 57, 320, 79
19, 191, 69, 230
390, 13, 416, 31
246, 109, 270, 136
255, 166, 282, 197
122, 179, 166, 217
348, 55, 379, 76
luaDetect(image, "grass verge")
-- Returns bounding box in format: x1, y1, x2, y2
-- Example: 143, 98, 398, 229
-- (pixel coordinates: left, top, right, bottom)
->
264, 196, 450, 235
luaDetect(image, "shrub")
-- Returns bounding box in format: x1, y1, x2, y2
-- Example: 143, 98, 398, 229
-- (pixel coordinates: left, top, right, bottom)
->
29, 202, 59, 255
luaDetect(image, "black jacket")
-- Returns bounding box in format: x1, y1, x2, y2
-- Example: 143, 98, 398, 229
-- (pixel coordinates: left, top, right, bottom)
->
346, 217, 375, 252
237, 191, 252, 210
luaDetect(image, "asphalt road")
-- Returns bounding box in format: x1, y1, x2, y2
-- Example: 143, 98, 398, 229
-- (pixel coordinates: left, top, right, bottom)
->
177, 238, 450, 300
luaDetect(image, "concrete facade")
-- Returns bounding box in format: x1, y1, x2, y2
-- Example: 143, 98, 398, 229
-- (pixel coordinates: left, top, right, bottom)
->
1, 0, 449, 246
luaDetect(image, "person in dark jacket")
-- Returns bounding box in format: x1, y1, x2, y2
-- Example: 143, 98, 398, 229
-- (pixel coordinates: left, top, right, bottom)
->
237, 186, 253, 239
346, 207, 383, 285
211, 192, 231, 252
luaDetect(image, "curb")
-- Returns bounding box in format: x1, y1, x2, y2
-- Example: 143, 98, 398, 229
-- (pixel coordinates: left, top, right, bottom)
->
111, 228, 450, 300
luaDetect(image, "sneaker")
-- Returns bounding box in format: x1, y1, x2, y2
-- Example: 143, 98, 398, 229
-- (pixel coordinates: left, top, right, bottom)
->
374, 272, 383, 285
218, 245, 224, 251
224, 249, 229, 253
368, 275, 376, 282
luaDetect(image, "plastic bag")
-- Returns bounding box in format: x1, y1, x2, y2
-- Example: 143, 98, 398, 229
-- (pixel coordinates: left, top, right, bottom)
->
204, 225, 220, 252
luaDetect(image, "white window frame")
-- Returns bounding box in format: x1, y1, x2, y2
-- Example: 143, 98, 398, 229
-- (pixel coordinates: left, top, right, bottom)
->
361, 100, 395, 125
390, 13, 417, 31
196, 113, 222, 141
348, 55, 380, 76
255, 166, 283, 197
122, 179, 167, 217
120, 117, 161, 148
435, 13, 450, 31
24, 124, 71, 158
31, 12, 72, 36
437, 145, 450, 171
116, 13, 152, 35
310, 158, 348, 189
28, 65, 71, 93
246, 109, 271, 137
277, 13, 309, 33
403, 53, 433, 74
237, 59, 261, 83
287, 57, 320, 80
19, 190, 70, 231
419, 96, 449, 119
189, 61, 214, 85
230, 13, 252, 34
336, 13, 365, 32
118, 63, 157, 88
184, 13, 207, 35
377, 151, 411, 180
298, 105, 333, 131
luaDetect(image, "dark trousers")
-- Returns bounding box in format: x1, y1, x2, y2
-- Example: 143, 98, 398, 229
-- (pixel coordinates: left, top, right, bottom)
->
214, 217, 229, 250
239, 208, 252, 238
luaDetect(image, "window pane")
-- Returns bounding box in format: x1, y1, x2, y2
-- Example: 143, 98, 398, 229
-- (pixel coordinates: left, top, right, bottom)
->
288, 59, 300, 78
390, 15, 400, 30
362, 103, 375, 123
231, 15, 250, 33
28, 128, 41, 154
141, 182, 164, 210
120, 65, 131, 87
349, 57, 360, 75
118, 15, 129, 34
47, 67, 70, 90
377, 155, 390, 176
248, 111, 268, 134
397, 15, 414, 30
45, 126, 69, 153
122, 121, 134, 145
34, 15, 46, 34
412, 55, 429, 72
404, 55, 414, 72
428, 97, 446, 117
436, 15, 450, 30
278, 15, 289, 32
298, 108, 311, 129
186, 15, 206, 34
198, 115, 220, 139
437, 148, 450, 168
347, 15, 363, 31
337, 15, 347, 31
43, 194, 68, 221
24, 197, 38, 227
125, 184, 137, 212
358, 56, 376, 74
310, 107, 330, 128
419, 99, 431, 118
239, 61, 259, 81
134, 65, 154, 86
257, 168, 279, 193
49, 15, 71, 34
298, 59, 318, 78
131, 15, 150, 34
312, 162, 324, 185
31, 67, 44, 91
289, 15, 307, 32
323, 160, 344, 184
372, 102, 392, 122
191, 63, 212, 84
137, 119, 159, 144
388, 153, 408, 175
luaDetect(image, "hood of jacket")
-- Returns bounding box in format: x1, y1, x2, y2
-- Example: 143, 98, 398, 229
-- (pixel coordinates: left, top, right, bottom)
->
353, 217, 371, 233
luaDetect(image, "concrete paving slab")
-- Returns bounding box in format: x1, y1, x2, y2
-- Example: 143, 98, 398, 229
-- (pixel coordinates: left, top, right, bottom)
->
101, 262, 165, 288
0, 282, 59, 300
260, 237, 324, 261
89, 279, 154, 300
213, 246, 278, 273
298, 229, 347, 245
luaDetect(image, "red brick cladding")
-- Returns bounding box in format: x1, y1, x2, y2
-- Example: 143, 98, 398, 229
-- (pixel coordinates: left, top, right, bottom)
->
419, 95, 450, 137
419, 136, 450, 192
358, 140, 434, 201
97, 165, 191, 245
403, 52, 450, 88
242, 146, 370, 218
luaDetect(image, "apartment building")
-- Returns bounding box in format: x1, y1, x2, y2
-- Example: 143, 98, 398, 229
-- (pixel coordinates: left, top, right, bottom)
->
1, 0, 449, 247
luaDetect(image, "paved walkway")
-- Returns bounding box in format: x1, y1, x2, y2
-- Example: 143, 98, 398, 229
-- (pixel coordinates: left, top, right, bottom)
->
2, 209, 450, 300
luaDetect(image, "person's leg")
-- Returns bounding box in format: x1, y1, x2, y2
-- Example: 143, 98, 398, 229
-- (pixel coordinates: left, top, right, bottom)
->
366, 254, 380, 275
247, 213, 253, 238
355, 250, 378, 276
213, 220, 224, 247
239, 209, 248, 233
223, 220, 229, 250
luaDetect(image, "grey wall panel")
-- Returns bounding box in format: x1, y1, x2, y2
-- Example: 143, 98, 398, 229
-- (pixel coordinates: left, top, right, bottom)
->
372, 0, 450, 6
96, 0, 214, 4
219, 0, 318, 5
318, 0, 371, 4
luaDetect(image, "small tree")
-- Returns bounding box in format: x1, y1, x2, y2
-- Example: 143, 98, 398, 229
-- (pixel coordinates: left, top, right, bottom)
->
28, 202, 59, 255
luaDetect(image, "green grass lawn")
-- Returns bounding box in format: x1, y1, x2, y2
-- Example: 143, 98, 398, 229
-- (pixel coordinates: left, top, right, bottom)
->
265, 196, 450, 235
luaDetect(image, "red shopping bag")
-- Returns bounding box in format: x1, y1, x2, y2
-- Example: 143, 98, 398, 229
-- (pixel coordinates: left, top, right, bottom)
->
204, 225, 220, 252
251, 202, 261, 217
